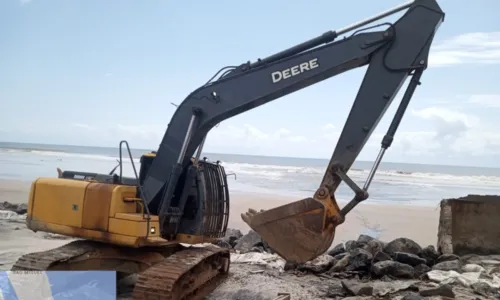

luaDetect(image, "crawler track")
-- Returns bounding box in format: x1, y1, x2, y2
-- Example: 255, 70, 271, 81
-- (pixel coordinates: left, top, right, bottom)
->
132, 246, 230, 300
11, 240, 230, 300
11, 240, 98, 271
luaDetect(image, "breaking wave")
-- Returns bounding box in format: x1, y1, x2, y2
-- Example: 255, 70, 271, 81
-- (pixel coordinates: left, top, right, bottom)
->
0, 147, 138, 163
4, 147, 500, 189
220, 161, 500, 189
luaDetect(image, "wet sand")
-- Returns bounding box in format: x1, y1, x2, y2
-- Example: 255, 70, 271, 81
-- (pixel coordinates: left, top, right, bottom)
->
0, 179, 31, 204
229, 191, 440, 247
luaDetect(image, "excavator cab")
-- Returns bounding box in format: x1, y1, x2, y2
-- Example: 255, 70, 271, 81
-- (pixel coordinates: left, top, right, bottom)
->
138, 151, 231, 242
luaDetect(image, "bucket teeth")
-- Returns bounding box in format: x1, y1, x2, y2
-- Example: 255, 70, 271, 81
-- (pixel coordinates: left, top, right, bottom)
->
240, 197, 336, 264
241, 208, 263, 225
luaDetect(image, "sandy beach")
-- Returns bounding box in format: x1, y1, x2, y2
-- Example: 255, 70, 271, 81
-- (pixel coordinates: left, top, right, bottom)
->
0, 180, 32, 204
228, 191, 440, 248
0, 178, 440, 259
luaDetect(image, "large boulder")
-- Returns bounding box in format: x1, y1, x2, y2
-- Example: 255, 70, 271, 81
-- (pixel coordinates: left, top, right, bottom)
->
234, 230, 263, 253
420, 245, 439, 266
346, 248, 373, 272
384, 237, 422, 256
372, 261, 415, 279
327, 243, 346, 257
0, 202, 27, 214
393, 252, 426, 267
221, 228, 243, 247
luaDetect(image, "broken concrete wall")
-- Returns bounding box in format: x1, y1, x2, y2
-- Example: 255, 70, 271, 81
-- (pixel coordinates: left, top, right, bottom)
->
438, 195, 500, 256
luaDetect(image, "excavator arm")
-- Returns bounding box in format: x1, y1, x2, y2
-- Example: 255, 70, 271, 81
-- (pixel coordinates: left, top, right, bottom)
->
143, 0, 445, 263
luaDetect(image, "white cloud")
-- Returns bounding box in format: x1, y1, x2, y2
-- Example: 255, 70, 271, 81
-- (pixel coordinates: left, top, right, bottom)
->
208, 124, 310, 145
411, 107, 476, 144
288, 135, 308, 142
243, 124, 269, 140
396, 131, 440, 156
68, 122, 310, 154
467, 94, 500, 108
269, 128, 307, 142
392, 127, 500, 158
207, 124, 268, 144
406, 106, 500, 157
70, 123, 165, 145
429, 32, 500, 67
321, 124, 336, 131
411, 107, 479, 128
320, 123, 340, 141
67, 115, 500, 159
275, 128, 291, 135
114, 124, 164, 139
19, 0, 32, 4
72, 123, 94, 130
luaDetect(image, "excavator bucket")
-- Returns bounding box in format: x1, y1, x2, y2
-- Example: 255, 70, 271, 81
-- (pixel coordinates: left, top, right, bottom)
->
241, 196, 341, 264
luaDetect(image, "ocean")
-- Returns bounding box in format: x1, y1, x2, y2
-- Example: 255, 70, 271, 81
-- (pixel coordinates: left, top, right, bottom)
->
1, 141, 500, 207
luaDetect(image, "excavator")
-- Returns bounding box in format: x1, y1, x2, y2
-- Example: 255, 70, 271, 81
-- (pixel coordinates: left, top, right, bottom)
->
11, 0, 445, 299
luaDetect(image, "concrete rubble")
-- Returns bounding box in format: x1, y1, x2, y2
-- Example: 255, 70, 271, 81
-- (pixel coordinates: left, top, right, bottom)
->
0, 201, 27, 215
438, 195, 500, 256
213, 229, 500, 299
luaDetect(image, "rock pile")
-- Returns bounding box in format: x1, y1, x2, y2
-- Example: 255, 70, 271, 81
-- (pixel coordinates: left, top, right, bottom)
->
0, 201, 27, 215
0, 202, 27, 224
213, 228, 274, 254
318, 235, 446, 279
215, 229, 500, 299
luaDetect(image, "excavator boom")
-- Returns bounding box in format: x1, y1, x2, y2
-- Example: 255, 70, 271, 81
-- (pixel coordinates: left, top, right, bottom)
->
143, 0, 445, 263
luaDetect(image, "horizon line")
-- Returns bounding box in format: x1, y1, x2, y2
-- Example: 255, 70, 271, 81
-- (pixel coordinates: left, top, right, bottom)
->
0, 140, 497, 170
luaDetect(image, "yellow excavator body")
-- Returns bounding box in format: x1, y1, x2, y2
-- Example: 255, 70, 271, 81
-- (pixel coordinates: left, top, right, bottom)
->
26, 177, 166, 247
26, 178, 203, 246
13, 152, 232, 300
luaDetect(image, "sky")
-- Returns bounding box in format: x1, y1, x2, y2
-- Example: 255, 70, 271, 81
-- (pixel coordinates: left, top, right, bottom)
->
1, 0, 499, 167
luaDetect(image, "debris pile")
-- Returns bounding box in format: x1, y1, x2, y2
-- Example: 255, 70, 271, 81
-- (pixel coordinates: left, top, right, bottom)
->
213, 228, 274, 253
0, 202, 27, 223
438, 195, 500, 256
215, 229, 500, 299
0, 201, 27, 215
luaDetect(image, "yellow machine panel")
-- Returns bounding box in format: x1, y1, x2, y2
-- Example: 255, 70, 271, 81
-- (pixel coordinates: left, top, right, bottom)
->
109, 213, 158, 237
29, 178, 88, 228
27, 177, 168, 247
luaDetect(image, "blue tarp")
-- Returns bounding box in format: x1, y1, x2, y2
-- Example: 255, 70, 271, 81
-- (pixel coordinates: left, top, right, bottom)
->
0, 271, 116, 300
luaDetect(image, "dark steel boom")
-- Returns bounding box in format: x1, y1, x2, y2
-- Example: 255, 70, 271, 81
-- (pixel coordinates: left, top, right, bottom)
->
142, 0, 445, 263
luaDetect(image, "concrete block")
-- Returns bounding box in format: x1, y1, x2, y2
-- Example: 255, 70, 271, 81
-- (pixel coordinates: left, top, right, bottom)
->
437, 195, 500, 256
